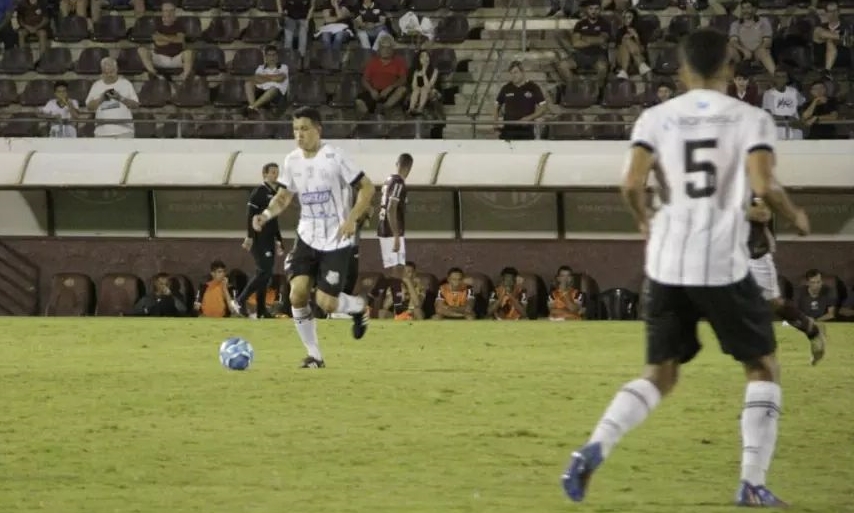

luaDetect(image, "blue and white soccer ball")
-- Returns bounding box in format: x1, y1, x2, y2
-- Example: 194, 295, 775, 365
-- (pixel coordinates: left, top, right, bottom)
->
219, 337, 255, 371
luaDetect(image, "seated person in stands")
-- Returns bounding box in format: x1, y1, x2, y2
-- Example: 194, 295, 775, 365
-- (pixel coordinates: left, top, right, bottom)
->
727, 0, 776, 75
408, 50, 438, 116
557, 0, 610, 85
487, 267, 528, 320
92, 0, 144, 23
548, 265, 584, 320
86, 57, 139, 138
132, 273, 188, 317
59, 0, 87, 18
194, 260, 236, 317
651, 79, 674, 105
41, 81, 81, 138
727, 63, 760, 106
614, 8, 651, 79
802, 81, 839, 140
379, 261, 425, 320
245, 45, 289, 112
795, 269, 837, 321
812, 1, 851, 79
16, 0, 50, 56
317, 0, 354, 52
354, 0, 389, 50
433, 267, 476, 320
356, 35, 408, 117
138, 2, 195, 81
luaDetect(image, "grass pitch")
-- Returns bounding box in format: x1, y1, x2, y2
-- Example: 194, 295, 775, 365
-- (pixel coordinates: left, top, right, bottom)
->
1, 318, 852, 513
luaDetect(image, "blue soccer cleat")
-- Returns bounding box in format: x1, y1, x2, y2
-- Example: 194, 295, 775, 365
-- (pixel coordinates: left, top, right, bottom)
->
735, 481, 789, 508
561, 442, 603, 502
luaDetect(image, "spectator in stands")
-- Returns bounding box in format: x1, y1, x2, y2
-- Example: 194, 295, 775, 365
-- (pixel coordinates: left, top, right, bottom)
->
85, 57, 139, 138
245, 45, 289, 113
728, 0, 776, 75
132, 273, 188, 317
356, 35, 407, 116
546, 0, 576, 17
379, 261, 425, 320
92, 0, 144, 23
493, 60, 547, 141
354, 0, 389, 50
762, 69, 805, 140
138, 2, 194, 81
652, 80, 674, 105
803, 80, 839, 139
727, 64, 761, 106
433, 267, 476, 320
283, 0, 314, 58
795, 269, 837, 321
408, 50, 438, 115
813, 1, 851, 78
0, 0, 18, 50
194, 260, 235, 317
548, 265, 584, 321
17, 0, 50, 56
59, 0, 87, 18
566, 0, 610, 84
614, 8, 651, 79
487, 267, 528, 320
317, 0, 354, 52
41, 81, 81, 138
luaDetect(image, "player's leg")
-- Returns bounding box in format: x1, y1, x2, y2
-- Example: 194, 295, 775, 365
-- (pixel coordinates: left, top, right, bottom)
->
313, 247, 370, 339
288, 239, 324, 368
562, 279, 699, 502
691, 277, 787, 506
379, 237, 405, 304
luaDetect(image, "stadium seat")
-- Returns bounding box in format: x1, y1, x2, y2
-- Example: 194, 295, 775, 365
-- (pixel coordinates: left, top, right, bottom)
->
758, 0, 788, 8
193, 46, 227, 76
0, 114, 42, 137
37, 48, 74, 75
92, 15, 128, 43
548, 113, 588, 140
344, 47, 373, 74
196, 114, 235, 139
214, 77, 246, 107
96, 273, 145, 316
235, 113, 277, 139
410, 0, 444, 10
665, 14, 699, 43
708, 14, 735, 34
653, 46, 679, 75
76, 119, 96, 137
591, 113, 627, 140
204, 16, 242, 44
139, 78, 174, 108
560, 79, 599, 108
597, 288, 639, 320
574, 272, 600, 319
309, 47, 343, 73
54, 15, 90, 43
44, 273, 96, 316
243, 17, 282, 44
257, 0, 280, 11
75, 47, 110, 75
329, 74, 361, 108
433, 15, 469, 44
447, 0, 481, 11
0, 48, 34, 74
117, 47, 147, 75
354, 115, 388, 138
636, 14, 661, 44
291, 75, 327, 107
323, 118, 354, 139
229, 48, 264, 75
173, 77, 211, 107
374, 0, 402, 10
222, 0, 254, 11
430, 48, 457, 75
277, 47, 303, 73
182, 0, 218, 10
0, 80, 18, 107
635, 0, 668, 9
20, 80, 55, 107
462, 272, 493, 318
149, 0, 181, 8
134, 112, 158, 138
395, 118, 432, 139
601, 79, 636, 109
161, 113, 198, 138
129, 15, 158, 43
179, 16, 203, 42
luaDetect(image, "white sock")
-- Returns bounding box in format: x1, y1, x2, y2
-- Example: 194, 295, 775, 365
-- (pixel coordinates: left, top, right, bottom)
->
334, 293, 365, 314
588, 378, 662, 458
292, 306, 322, 361
740, 381, 782, 487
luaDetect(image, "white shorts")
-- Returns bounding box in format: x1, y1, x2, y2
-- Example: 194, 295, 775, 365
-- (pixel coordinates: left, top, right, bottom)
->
152, 52, 184, 68
378, 236, 406, 268
748, 253, 780, 301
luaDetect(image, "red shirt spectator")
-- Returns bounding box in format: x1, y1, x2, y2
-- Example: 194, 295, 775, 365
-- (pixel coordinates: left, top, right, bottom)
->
356, 37, 408, 115
364, 53, 407, 92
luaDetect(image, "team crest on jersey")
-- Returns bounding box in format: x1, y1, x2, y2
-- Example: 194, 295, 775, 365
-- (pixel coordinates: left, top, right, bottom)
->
325, 270, 340, 285
301, 190, 331, 204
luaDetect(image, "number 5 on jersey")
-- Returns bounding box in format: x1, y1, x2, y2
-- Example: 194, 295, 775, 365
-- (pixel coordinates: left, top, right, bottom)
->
684, 139, 717, 199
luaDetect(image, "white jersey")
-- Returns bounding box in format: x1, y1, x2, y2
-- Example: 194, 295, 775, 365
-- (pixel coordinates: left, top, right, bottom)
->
761, 86, 805, 140
278, 143, 365, 251
630, 89, 776, 287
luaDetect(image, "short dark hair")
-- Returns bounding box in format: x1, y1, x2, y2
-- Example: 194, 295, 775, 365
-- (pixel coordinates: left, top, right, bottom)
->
264, 45, 278, 54
508, 60, 523, 72
405, 260, 417, 269
398, 153, 413, 169
734, 61, 751, 79
447, 267, 464, 277
54, 80, 69, 90
500, 267, 518, 277
680, 28, 730, 79
292, 106, 322, 127
154, 272, 170, 280
210, 260, 226, 271
805, 269, 822, 280
263, 162, 278, 173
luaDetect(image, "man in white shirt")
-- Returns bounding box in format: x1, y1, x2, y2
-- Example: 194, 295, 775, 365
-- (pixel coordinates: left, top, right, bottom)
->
41, 80, 80, 138
761, 69, 805, 140
244, 45, 289, 112
85, 57, 139, 138
252, 106, 375, 369
562, 28, 810, 508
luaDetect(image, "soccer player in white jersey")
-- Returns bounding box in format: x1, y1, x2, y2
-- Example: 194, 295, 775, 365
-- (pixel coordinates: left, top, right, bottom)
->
253, 107, 374, 369
561, 28, 811, 507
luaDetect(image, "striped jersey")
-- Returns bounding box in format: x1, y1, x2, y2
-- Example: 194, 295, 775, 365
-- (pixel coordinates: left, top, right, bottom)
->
630, 89, 777, 286
278, 143, 365, 251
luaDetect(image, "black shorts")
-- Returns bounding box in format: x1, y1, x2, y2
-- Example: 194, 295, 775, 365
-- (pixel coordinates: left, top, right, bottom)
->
642, 275, 776, 365
575, 47, 608, 69
290, 236, 354, 296
356, 91, 379, 113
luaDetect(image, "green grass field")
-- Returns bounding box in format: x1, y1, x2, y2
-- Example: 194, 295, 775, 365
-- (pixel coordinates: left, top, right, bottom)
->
1, 318, 852, 513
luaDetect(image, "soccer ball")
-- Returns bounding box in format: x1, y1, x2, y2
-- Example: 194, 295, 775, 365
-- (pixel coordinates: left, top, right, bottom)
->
219, 337, 254, 371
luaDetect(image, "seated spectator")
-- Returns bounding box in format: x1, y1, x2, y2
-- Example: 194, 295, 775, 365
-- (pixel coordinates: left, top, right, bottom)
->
615, 8, 651, 79
802, 81, 839, 139
546, 0, 577, 17
17, 0, 50, 55
433, 267, 475, 320
813, 1, 852, 78
762, 70, 805, 140
493, 60, 547, 141
132, 273, 188, 317
92, 0, 144, 23
354, 0, 389, 50
41, 81, 81, 138
245, 286, 283, 317
317, 0, 354, 52
194, 260, 235, 318
548, 265, 584, 321
356, 36, 407, 117
283, 0, 314, 57
795, 269, 837, 321
408, 50, 438, 115
59, 0, 87, 18
728, 0, 775, 75
0, 0, 18, 50
85, 57, 139, 138
559, 0, 610, 84
652, 80, 674, 105
379, 261, 425, 320
487, 267, 528, 320
138, 2, 194, 81
245, 45, 289, 113
727, 65, 760, 107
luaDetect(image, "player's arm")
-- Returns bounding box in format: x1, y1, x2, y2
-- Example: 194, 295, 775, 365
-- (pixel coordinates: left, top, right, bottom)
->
621, 145, 656, 234
817, 306, 836, 322
246, 187, 264, 239
347, 174, 375, 226
256, 188, 294, 230
386, 182, 402, 242
747, 200, 772, 223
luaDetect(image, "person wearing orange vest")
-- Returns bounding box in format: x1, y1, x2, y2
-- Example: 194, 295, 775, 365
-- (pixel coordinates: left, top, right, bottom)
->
488, 267, 528, 320
548, 265, 585, 321
433, 267, 476, 320
194, 260, 235, 318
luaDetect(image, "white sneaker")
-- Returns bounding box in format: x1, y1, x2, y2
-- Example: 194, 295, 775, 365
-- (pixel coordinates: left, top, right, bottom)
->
616, 70, 629, 79
228, 299, 245, 317
639, 63, 652, 76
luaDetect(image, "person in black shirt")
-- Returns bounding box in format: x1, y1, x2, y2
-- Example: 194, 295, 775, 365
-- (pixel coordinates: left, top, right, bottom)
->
232, 162, 284, 318
493, 61, 547, 140
747, 196, 826, 364
803, 81, 839, 139
283, 0, 314, 57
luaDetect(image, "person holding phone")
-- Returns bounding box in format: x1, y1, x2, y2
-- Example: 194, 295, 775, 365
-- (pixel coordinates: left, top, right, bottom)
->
85, 57, 139, 138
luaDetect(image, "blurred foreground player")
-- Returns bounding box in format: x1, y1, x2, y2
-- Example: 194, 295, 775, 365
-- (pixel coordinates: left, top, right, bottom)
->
747, 196, 826, 364
561, 28, 811, 507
